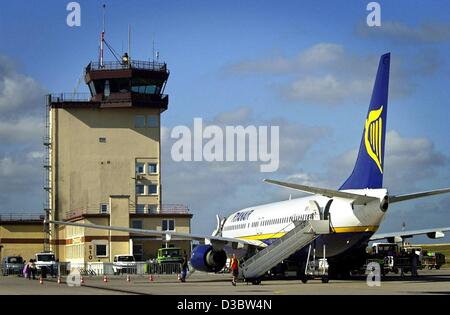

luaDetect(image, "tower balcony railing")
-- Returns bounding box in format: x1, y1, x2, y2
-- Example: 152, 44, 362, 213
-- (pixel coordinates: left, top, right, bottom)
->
0, 213, 45, 222
48, 93, 92, 103
65, 204, 190, 220
87, 60, 167, 72
130, 204, 190, 215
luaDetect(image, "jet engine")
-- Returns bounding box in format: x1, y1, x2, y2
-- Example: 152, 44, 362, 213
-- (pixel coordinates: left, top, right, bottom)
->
190, 245, 227, 272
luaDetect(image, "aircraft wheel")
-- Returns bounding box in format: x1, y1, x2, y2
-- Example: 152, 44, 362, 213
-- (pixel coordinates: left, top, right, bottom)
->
251, 279, 261, 285
301, 276, 308, 284
321, 276, 329, 283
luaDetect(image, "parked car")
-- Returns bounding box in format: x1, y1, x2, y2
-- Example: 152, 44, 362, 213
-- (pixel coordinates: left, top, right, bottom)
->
113, 255, 137, 275
156, 247, 183, 264
35, 252, 57, 277
2, 256, 25, 276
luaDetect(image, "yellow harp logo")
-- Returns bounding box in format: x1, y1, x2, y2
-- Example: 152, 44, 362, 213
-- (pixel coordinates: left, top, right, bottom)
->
364, 106, 383, 173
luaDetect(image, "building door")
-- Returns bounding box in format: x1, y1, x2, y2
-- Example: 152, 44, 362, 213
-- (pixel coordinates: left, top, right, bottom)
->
133, 244, 143, 262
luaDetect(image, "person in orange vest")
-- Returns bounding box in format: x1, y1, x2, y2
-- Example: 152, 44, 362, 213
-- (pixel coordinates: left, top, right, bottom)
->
230, 254, 239, 286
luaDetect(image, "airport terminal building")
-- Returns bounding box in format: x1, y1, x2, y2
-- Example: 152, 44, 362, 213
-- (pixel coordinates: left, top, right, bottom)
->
0, 55, 192, 264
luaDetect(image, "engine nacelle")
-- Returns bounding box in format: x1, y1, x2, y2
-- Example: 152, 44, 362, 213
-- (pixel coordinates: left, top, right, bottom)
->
380, 195, 389, 212
190, 245, 227, 273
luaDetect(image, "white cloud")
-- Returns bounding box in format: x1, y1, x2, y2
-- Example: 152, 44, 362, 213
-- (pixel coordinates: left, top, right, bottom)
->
161, 107, 330, 232
329, 130, 448, 192
0, 116, 43, 144
224, 42, 443, 106
0, 55, 46, 115
356, 21, 450, 43
286, 74, 373, 105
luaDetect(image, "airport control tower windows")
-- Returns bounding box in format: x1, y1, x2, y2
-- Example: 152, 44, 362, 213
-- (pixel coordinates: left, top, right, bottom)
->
147, 115, 158, 128
134, 116, 145, 128
131, 78, 160, 95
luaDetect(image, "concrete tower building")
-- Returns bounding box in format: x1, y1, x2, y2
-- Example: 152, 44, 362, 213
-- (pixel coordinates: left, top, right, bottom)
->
44, 53, 192, 263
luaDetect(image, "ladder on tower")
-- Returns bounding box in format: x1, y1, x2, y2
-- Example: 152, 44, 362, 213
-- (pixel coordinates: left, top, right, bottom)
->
42, 95, 52, 252
240, 219, 330, 282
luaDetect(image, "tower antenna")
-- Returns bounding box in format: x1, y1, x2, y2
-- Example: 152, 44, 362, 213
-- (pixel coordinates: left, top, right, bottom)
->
100, 4, 106, 67
128, 24, 131, 61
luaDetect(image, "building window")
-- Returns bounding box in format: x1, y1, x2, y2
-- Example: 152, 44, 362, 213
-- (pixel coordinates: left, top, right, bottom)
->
100, 203, 109, 214
131, 220, 143, 229
148, 163, 157, 174
136, 204, 145, 214
148, 204, 158, 213
148, 184, 158, 195
147, 115, 158, 128
136, 163, 145, 174
136, 185, 145, 195
96, 244, 108, 257
162, 219, 175, 231
134, 115, 145, 128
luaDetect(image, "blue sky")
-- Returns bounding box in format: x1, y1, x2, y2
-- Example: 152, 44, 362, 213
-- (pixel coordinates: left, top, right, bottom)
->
0, 0, 449, 242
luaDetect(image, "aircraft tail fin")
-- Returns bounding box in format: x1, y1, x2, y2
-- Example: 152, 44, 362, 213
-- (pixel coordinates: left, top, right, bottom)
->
340, 53, 390, 190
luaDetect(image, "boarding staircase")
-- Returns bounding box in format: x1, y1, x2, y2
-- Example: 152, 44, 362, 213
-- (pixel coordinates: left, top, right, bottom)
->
240, 219, 330, 281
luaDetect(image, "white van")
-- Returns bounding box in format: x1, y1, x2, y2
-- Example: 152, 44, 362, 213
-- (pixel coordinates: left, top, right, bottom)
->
112, 255, 136, 275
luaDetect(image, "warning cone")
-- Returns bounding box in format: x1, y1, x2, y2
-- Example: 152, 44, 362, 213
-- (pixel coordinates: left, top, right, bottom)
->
148, 274, 154, 282
39, 276, 43, 284
80, 276, 84, 284
103, 275, 108, 283
126, 274, 131, 282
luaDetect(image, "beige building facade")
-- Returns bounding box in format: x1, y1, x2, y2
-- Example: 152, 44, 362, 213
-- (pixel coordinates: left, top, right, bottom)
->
43, 59, 192, 263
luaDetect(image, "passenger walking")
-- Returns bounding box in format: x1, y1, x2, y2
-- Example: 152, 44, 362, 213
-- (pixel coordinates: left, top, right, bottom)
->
22, 260, 29, 279
230, 254, 239, 286
180, 251, 188, 282
29, 259, 37, 280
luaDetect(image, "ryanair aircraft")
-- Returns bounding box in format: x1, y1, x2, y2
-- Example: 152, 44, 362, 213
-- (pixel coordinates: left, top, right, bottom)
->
51, 53, 450, 279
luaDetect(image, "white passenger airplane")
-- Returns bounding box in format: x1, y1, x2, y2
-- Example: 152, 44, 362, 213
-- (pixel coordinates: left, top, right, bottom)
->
51, 53, 450, 278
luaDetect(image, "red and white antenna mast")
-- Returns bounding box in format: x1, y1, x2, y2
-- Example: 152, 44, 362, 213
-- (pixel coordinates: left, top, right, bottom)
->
100, 4, 106, 67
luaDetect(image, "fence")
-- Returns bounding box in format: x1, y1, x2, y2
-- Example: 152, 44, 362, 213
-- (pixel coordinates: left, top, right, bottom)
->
66, 262, 181, 276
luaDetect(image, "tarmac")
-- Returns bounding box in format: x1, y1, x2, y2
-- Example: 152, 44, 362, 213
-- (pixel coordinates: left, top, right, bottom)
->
0, 269, 449, 295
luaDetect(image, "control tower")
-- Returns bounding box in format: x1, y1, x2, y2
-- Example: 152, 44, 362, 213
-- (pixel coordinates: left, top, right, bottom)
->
44, 48, 192, 261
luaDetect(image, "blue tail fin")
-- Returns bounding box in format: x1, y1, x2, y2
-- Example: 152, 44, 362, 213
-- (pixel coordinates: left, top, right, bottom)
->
340, 53, 390, 190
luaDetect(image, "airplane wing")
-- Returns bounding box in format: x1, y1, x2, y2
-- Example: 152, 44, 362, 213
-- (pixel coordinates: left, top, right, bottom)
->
264, 179, 378, 205
370, 227, 450, 242
49, 220, 266, 248
389, 188, 450, 203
